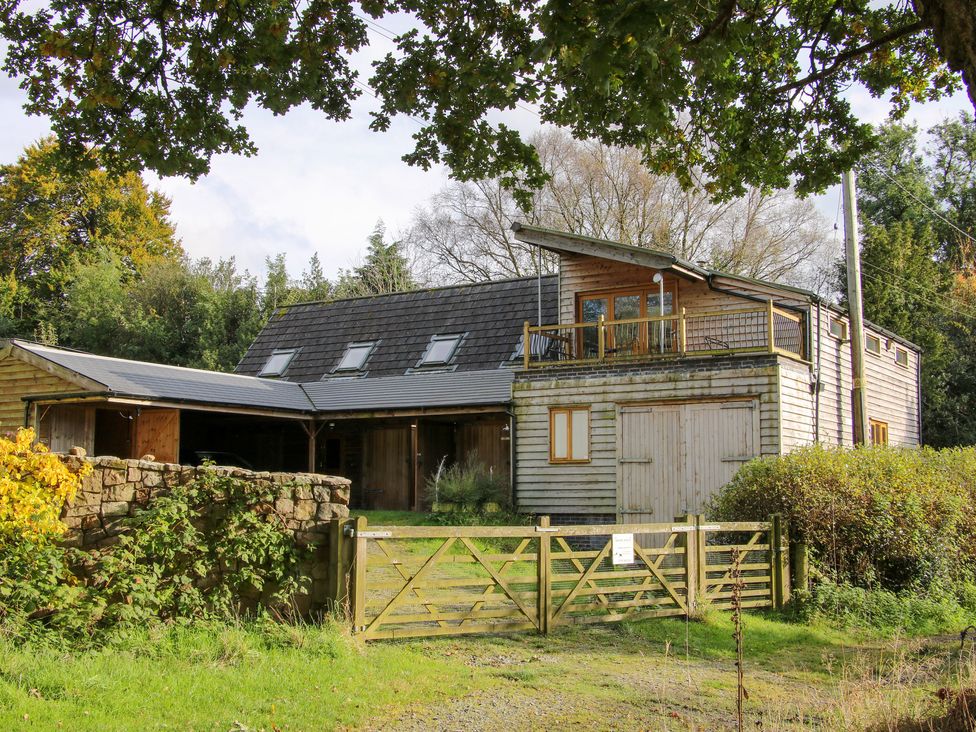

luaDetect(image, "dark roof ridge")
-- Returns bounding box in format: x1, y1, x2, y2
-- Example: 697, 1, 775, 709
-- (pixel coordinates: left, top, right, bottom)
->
280, 273, 558, 310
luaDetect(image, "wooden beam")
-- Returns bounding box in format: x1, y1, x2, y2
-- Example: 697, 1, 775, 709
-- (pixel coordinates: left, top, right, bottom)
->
27, 395, 313, 421
7, 344, 105, 392
410, 419, 420, 512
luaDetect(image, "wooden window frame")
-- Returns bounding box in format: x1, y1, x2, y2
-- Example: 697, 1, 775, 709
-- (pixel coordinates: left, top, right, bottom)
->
576, 280, 679, 323
828, 318, 847, 341
548, 406, 591, 464
869, 418, 889, 446
865, 334, 882, 357
894, 347, 909, 368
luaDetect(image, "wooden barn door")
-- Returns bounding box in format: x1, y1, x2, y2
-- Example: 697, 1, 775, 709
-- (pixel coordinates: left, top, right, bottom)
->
363, 427, 411, 510
618, 400, 758, 521
133, 409, 180, 463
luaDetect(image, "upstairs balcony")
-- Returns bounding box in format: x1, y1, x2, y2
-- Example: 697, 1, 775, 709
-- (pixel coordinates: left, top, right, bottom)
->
521, 302, 806, 369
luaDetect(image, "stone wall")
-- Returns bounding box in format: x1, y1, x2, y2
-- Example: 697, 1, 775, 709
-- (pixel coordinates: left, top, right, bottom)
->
58, 454, 351, 613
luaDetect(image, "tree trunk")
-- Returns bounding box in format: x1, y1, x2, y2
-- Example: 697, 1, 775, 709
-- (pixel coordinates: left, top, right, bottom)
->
914, 0, 976, 109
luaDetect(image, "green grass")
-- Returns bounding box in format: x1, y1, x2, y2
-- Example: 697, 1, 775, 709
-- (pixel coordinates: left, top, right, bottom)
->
1, 612, 970, 731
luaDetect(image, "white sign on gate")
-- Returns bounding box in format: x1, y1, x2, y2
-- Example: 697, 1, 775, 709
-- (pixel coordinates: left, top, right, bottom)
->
612, 533, 634, 565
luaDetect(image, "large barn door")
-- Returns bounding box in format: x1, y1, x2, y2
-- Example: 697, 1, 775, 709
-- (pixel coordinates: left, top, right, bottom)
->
618, 405, 682, 522
618, 400, 758, 521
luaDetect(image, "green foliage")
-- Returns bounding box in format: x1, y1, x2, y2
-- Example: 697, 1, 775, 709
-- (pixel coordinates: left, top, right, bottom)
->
334, 222, 416, 298
709, 445, 976, 592
848, 117, 976, 447
3, 0, 968, 202
0, 470, 310, 637
426, 453, 510, 509
81, 469, 308, 628
0, 138, 181, 336
787, 582, 976, 636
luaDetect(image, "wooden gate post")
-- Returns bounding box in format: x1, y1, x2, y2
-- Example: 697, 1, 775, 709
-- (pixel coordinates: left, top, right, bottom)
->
327, 518, 344, 614
675, 514, 697, 617
770, 514, 790, 609
537, 515, 551, 634
352, 515, 368, 633
791, 540, 809, 595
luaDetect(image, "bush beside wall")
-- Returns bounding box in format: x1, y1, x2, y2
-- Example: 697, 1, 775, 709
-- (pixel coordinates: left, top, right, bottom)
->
709, 445, 976, 593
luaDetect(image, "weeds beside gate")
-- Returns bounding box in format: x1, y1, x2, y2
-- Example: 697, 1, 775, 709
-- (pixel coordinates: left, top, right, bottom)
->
327, 515, 794, 640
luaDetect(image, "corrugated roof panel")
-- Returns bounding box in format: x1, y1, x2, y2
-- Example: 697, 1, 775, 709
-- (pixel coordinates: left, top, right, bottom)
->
303, 370, 514, 412
14, 342, 315, 412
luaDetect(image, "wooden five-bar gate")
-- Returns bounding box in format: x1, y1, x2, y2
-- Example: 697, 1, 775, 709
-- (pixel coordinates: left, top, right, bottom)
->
327, 515, 796, 640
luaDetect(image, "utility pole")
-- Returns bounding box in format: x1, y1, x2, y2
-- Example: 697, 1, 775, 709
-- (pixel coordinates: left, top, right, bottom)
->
842, 169, 869, 446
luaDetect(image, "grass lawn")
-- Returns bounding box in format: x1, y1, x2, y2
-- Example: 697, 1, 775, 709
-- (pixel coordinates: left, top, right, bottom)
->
1, 612, 972, 731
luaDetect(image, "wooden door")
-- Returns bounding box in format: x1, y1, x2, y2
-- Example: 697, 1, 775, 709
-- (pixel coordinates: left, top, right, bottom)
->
133, 409, 180, 463
618, 405, 682, 523
42, 406, 95, 454
618, 400, 758, 522
363, 427, 411, 510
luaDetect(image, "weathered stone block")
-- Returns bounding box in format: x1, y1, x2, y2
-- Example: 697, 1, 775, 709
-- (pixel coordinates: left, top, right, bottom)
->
316, 503, 339, 520
95, 456, 127, 470
312, 485, 331, 502
105, 484, 136, 502
275, 498, 294, 515
126, 466, 142, 482
81, 514, 100, 530
103, 517, 127, 536
294, 485, 313, 501
103, 468, 126, 486
294, 499, 316, 521
135, 487, 151, 505
331, 487, 351, 506
102, 501, 129, 517
142, 470, 163, 488
62, 515, 84, 529
80, 470, 102, 494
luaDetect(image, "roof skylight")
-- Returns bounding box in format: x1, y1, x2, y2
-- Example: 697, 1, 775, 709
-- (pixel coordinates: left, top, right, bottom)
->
258, 348, 298, 377
419, 334, 463, 366
335, 342, 376, 372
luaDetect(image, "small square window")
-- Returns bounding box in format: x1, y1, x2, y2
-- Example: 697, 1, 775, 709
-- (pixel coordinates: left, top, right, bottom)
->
829, 318, 847, 340
335, 342, 376, 372
870, 419, 889, 446
549, 407, 590, 463
259, 348, 298, 377
865, 334, 881, 355
895, 347, 909, 368
419, 334, 463, 366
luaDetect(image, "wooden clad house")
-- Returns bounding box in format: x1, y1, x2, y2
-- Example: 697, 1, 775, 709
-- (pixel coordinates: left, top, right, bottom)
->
0, 224, 921, 520
508, 224, 920, 523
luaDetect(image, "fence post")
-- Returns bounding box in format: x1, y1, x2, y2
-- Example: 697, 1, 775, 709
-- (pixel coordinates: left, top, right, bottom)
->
352, 515, 368, 633
696, 514, 707, 608
770, 514, 787, 609
679, 307, 687, 356
676, 514, 697, 617
766, 300, 776, 353
537, 515, 551, 634
597, 314, 606, 360
791, 540, 809, 595
326, 518, 347, 614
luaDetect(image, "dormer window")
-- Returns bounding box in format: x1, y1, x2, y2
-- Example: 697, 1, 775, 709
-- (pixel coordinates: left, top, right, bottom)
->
335, 342, 376, 372
259, 348, 298, 377
419, 334, 463, 366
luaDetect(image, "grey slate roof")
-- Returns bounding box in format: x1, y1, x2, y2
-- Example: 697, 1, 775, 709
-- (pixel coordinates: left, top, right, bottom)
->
303, 370, 514, 411
236, 275, 559, 382
12, 341, 315, 413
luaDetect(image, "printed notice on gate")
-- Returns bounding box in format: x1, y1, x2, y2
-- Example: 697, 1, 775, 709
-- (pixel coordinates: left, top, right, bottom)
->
612, 533, 634, 565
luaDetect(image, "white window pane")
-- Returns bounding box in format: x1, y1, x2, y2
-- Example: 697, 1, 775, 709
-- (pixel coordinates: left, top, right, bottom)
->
570, 409, 589, 460
337, 344, 373, 371
423, 336, 461, 364
552, 411, 569, 459
259, 350, 295, 376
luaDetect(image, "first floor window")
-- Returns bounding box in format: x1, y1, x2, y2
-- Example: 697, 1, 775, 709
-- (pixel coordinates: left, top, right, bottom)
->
549, 407, 590, 463
870, 419, 889, 446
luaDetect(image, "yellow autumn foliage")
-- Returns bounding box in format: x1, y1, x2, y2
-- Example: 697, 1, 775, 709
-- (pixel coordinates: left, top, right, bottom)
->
0, 428, 89, 540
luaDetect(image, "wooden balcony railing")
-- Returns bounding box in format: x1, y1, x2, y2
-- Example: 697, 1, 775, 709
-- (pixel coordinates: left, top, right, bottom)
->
521, 302, 806, 369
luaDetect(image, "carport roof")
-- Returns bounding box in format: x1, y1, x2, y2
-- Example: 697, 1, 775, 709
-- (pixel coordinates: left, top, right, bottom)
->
7, 340, 316, 413
303, 369, 513, 412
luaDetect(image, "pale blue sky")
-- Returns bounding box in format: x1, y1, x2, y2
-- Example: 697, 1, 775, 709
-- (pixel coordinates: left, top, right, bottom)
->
0, 24, 970, 281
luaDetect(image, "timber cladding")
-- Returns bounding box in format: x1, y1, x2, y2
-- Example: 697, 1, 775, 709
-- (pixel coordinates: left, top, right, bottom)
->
512, 358, 781, 517
0, 356, 81, 433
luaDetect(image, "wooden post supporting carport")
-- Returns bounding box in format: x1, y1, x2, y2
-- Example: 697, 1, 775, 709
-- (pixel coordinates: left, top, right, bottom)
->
410, 418, 420, 511
301, 419, 326, 473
